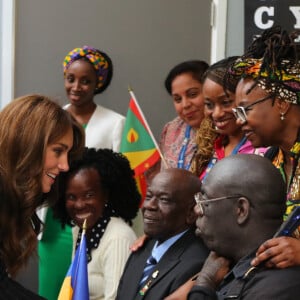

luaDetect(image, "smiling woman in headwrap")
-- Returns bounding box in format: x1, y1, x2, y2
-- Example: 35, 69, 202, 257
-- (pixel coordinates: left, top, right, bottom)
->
63, 45, 125, 150
38, 46, 125, 300
230, 26, 300, 269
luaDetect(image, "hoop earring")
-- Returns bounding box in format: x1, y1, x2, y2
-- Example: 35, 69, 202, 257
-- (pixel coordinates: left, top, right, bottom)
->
280, 112, 285, 121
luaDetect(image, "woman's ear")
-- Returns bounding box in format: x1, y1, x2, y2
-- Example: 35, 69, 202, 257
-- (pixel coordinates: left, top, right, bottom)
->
235, 197, 251, 225
276, 98, 291, 116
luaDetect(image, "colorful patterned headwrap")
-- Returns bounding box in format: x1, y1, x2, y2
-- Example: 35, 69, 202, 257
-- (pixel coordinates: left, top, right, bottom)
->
63, 46, 113, 94
231, 57, 300, 105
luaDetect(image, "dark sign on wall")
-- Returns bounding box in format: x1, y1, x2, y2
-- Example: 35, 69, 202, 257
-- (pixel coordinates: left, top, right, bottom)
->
245, 0, 300, 50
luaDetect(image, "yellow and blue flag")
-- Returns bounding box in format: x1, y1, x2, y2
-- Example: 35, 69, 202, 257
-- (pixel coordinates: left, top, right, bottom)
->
58, 226, 89, 300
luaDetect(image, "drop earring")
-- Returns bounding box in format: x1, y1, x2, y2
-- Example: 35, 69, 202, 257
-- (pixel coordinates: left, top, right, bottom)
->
280, 112, 285, 121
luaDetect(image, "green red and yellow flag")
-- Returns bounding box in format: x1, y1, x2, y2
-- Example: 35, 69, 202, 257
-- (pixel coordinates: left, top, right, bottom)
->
121, 90, 161, 202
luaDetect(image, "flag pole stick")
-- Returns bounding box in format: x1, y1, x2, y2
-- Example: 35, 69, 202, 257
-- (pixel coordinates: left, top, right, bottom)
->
128, 86, 168, 169
82, 219, 87, 235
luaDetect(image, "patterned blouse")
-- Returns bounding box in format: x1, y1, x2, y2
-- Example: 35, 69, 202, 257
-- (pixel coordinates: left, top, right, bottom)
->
160, 117, 197, 170
266, 136, 300, 221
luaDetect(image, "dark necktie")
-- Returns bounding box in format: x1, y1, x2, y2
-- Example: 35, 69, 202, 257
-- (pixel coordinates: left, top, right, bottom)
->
139, 255, 157, 289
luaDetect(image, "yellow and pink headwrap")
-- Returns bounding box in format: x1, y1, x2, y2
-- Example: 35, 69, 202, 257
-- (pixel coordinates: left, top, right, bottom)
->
63, 46, 113, 94
231, 58, 300, 105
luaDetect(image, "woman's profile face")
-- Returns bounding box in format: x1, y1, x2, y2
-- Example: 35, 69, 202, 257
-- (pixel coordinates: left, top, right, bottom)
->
65, 167, 107, 230
42, 127, 73, 193
64, 59, 97, 107
203, 77, 241, 136
235, 78, 281, 148
171, 73, 204, 128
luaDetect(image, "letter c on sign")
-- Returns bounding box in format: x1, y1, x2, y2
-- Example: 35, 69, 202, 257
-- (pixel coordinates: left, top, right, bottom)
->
254, 6, 274, 29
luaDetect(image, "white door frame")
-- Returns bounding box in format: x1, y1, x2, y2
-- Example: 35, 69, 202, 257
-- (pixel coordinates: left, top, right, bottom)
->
210, 0, 227, 64
1, 0, 15, 108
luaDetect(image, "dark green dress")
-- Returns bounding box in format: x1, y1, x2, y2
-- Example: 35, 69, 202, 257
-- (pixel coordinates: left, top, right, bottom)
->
38, 208, 73, 300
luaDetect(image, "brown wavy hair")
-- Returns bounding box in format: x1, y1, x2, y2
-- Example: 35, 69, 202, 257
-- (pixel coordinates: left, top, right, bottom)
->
191, 117, 218, 176
0, 94, 85, 276
191, 56, 240, 177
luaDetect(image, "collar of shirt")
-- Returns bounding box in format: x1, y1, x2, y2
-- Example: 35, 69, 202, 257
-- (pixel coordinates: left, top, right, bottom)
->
151, 230, 188, 263
221, 249, 257, 285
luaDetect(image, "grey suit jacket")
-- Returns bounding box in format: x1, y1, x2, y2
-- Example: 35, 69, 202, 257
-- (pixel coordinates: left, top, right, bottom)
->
116, 229, 209, 300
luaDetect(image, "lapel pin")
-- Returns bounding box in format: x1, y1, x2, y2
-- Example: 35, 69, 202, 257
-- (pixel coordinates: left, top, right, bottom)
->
152, 270, 159, 278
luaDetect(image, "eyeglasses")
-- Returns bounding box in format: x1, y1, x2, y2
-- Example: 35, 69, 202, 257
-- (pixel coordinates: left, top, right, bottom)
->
232, 95, 274, 124
194, 192, 242, 216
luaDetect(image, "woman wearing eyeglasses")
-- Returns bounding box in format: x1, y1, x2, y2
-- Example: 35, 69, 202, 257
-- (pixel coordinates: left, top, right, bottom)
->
164, 57, 268, 300
191, 56, 266, 180
231, 26, 300, 268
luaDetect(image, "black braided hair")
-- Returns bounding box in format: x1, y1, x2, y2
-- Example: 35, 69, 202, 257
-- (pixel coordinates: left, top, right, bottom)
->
228, 26, 300, 100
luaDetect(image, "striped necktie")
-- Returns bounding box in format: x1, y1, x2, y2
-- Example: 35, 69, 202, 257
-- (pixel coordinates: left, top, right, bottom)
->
139, 255, 157, 288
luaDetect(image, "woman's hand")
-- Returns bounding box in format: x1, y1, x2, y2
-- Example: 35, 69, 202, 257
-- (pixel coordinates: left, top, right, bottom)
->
251, 237, 300, 268
130, 234, 148, 251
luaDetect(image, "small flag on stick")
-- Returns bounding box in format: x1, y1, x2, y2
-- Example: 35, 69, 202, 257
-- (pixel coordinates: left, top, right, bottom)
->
58, 220, 89, 300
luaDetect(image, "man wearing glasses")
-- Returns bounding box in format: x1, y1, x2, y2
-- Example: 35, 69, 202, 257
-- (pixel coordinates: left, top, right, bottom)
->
188, 154, 300, 299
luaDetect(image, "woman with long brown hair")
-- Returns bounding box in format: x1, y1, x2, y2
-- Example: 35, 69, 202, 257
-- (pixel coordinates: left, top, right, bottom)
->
192, 56, 266, 179
0, 94, 84, 299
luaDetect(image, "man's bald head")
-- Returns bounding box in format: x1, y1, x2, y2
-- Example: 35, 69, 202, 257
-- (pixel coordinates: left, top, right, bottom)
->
142, 168, 201, 242
154, 168, 202, 204
205, 154, 286, 218
195, 154, 286, 262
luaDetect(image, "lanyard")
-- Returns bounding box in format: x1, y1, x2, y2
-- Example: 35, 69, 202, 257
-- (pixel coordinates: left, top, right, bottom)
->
201, 136, 247, 181
177, 125, 192, 169
231, 136, 247, 155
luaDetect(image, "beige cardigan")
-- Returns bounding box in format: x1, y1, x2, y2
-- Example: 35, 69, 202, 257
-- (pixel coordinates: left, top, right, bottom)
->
72, 217, 137, 300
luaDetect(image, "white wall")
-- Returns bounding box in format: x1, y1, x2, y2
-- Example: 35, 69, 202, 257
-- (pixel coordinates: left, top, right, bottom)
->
14, 0, 212, 139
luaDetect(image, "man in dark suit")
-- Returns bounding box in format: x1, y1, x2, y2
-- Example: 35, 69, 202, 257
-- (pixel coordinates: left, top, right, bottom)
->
188, 154, 300, 299
116, 168, 209, 300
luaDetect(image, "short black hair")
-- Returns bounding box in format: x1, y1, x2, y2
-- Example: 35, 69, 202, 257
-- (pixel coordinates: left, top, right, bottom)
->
164, 60, 209, 95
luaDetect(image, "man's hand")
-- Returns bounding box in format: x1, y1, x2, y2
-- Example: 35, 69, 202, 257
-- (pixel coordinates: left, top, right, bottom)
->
195, 251, 230, 290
